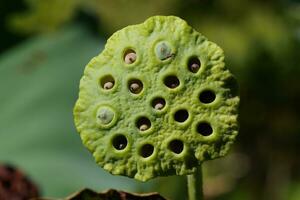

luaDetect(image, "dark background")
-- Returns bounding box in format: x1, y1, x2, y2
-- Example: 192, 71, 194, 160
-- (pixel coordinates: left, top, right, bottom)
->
0, 0, 300, 199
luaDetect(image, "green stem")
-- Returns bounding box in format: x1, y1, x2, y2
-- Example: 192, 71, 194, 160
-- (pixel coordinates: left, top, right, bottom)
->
187, 165, 203, 200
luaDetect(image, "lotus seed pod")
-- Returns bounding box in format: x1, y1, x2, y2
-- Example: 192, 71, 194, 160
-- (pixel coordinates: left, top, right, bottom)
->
73, 16, 239, 182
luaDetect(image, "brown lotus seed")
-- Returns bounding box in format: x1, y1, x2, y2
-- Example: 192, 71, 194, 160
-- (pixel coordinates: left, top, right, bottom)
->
125, 52, 137, 64
188, 57, 201, 73
190, 63, 200, 72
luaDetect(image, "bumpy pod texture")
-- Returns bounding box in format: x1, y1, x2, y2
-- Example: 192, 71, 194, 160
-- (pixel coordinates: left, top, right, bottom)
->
74, 16, 239, 182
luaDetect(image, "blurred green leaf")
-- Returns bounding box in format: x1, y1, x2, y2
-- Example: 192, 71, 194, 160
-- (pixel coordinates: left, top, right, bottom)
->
9, 0, 81, 34
0, 25, 158, 198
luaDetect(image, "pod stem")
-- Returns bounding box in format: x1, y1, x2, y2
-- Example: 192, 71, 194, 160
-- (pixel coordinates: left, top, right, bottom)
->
187, 165, 203, 200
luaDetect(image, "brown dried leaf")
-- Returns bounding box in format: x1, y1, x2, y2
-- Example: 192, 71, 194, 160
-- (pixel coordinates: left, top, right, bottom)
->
0, 164, 40, 200
37, 188, 167, 200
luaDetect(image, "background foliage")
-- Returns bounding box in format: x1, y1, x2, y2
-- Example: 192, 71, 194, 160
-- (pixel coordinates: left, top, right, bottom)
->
0, 0, 300, 199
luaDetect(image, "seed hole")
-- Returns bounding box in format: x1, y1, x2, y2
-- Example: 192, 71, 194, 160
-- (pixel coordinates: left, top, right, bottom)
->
188, 57, 201, 73
112, 135, 128, 150
174, 109, 189, 123
199, 90, 216, 104
100, 75, 115, 90
152, 97, 166, 110
128, 79, 143, 94
136, 117, 151, 131
140, 144, 154, 158
164, 75, 180, 89
168, 139, 184, 154
124, 49, 137, 64
197, 122, 213, 136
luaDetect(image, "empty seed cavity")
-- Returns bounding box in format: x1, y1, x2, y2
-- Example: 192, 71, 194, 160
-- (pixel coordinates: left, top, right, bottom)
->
136, 117, 151, 131
188, 57, 201, 73
197, 122, 213, 136
112, 135, 128, 150
168, 139, 184, 154
100, 75, 115, 90
174, 109, 189, 123
124, 49, 137, 64
128, 79, 143, 94
152, 97, 166, 110
155, 41, 173, 60
199, 90, 216, 104
140, 144, 154, 158
164, 75, 180, 89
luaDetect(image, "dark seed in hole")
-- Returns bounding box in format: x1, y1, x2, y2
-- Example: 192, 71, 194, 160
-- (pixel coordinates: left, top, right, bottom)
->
188, 57, 201, 73
136, 117, 151, 131
100, 75, 115, 90
168, 139, 184, 154
124, 50, 136, 64
174, 109, 189, 122
152, 97, 166, 110
199, 90, 216, 104
128, 79, 143, 94
112, 135, 127, 150
140, 144, 154, 158
197, 122, 213, 136
164, 75, 180, 89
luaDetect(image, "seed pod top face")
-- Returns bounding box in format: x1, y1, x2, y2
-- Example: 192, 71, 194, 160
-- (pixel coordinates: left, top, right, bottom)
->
73, 16, 239, 182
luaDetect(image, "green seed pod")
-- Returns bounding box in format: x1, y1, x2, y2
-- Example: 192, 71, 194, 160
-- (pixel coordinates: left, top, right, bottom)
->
73, 16, 239, 182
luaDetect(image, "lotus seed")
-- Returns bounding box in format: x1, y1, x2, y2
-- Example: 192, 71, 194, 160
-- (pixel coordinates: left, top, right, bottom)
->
97, 107, 115, 125
136, 117, 151, 132
190, 63, 199, 72
152, 98, 166, 111
130, 83, 139, 92
155, 103, 164, 110
188, 57, 201, 73
139, 124, 149, 131
103, 82, 114, 90
129, 79, 143, 94
155, 42, 173, 60
124, 52, 137, 64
